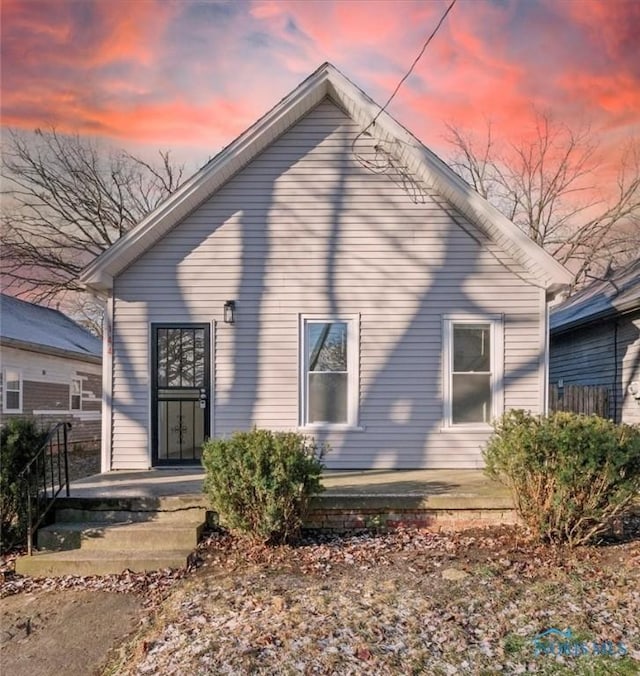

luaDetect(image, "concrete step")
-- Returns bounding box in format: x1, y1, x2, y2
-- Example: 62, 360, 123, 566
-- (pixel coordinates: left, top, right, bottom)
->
54, 506, 207, 524
14, 548, 193, 577
53, 495, 209, 525
37, 520, 204, 552
55, 495, 209, 511
15, 493, 209, 577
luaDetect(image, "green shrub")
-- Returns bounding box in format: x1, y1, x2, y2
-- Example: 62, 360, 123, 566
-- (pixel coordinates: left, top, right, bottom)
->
0, 418, 48, 552
202, 428, 325, 544
483, 410, 640, 546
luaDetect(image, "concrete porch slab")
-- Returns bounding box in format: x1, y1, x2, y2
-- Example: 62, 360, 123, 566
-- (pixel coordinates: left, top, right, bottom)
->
67, 468, 512, 509
69, 469, 205, 499
321, 469, 509, 497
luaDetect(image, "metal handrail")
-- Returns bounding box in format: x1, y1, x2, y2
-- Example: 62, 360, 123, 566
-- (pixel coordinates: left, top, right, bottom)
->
18, 422, 72, 555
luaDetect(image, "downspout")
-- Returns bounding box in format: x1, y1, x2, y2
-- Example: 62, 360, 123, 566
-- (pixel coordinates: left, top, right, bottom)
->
101, 294, 114, 473
542, 298, 550, 415
613, 320, 619, 422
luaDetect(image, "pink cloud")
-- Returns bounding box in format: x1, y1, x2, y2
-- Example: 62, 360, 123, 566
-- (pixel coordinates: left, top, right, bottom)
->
540, 0, 640, 129
0, 0, 638, 172
551, 0, 640, 65
2, 90, 254, 147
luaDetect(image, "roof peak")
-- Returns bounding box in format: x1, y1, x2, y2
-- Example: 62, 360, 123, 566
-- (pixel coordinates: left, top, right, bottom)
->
80, 62, 571, 295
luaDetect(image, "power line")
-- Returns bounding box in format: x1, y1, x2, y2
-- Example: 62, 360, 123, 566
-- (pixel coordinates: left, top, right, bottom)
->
353, 0, 457, 168
372, 0, 457, 129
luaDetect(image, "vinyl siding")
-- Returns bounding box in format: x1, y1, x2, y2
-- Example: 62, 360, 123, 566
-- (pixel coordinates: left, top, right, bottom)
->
549, 311, 640, 424
77, 371, 102, 412
24, 381, 69, 412
0, 345, 102, 443
111, 99, 545, 469
620, 315, 640, 424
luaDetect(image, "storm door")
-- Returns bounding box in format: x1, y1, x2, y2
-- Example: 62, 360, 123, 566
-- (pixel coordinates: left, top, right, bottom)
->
152, 324, 210, 465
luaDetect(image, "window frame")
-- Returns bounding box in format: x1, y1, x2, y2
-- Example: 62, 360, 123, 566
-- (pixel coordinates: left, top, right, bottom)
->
442, 315, 503, 429
70, 377, 83, 411
3, 367, 23, 413
299, 313, 360, 430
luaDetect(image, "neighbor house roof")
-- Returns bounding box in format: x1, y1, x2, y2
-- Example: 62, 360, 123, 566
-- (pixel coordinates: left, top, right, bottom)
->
0, 293, 102, 362
80, 62, 572, 297
550, 258, 640, 334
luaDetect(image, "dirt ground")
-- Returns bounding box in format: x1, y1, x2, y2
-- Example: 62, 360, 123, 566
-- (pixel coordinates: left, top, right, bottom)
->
0, 591, 143, 676
2, 522, 639, 675
1, 448, 121, 675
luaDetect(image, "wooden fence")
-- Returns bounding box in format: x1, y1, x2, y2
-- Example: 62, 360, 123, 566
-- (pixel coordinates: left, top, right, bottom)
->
549, 385, 610, 418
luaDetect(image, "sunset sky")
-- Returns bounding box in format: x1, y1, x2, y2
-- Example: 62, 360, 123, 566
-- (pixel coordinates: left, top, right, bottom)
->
2, 0, 639, 173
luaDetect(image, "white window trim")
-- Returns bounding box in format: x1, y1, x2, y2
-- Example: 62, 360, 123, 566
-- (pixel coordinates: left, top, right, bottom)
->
70, 377, 83, 411
298, 313, 361, 431
442, 314, 504, 430
3, 367, 23, 413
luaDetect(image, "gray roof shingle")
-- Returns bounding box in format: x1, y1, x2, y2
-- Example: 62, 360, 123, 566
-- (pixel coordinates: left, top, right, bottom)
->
550, 259, 640, 333
0, 293, 101, 359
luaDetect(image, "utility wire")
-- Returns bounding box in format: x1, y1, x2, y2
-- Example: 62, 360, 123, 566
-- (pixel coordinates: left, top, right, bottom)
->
371, 0, 457, 130
347, 0, 544, 289
352, 0, 457, 167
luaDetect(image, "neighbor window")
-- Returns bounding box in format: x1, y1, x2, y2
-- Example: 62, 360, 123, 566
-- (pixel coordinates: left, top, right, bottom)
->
300, 315, 359, 427
443, 316, 503, 427
70, 378, 82, 410
3, 368, 22, 413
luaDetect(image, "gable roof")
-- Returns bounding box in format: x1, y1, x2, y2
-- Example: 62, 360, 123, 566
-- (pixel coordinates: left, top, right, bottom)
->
80, 62, 572, 296
550, 258, 640, 334
0, 293, 102, 362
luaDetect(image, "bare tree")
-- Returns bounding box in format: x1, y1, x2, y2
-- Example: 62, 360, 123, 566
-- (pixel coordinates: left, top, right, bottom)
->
1, 127, 185, 302
445, 112, 640, 286
66, 294, 106, 337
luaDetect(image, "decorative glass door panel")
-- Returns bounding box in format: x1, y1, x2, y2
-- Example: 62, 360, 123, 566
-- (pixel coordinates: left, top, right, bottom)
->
152, 325, 210, 465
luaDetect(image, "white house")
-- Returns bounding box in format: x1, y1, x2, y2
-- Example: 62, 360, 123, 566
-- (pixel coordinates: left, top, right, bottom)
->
0, 293, 102, 448
80, 63, 571, 472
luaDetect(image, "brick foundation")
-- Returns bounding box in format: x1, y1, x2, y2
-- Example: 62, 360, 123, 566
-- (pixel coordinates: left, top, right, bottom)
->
304, 507, 519, 533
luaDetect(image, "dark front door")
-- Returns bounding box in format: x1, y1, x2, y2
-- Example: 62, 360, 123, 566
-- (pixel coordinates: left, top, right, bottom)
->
152, 324, 210, 465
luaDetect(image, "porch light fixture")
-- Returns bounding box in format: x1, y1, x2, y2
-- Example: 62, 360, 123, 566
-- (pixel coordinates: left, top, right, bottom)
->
223, 300, 236, 324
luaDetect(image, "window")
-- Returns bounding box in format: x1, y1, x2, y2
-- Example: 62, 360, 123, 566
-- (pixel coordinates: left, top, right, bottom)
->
3, 368, 22, 413
300, 315, 359, 427
443, 316, 503, 427
70, 378, 82, 410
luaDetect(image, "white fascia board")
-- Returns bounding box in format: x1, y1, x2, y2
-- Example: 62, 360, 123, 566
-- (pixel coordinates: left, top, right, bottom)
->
325, 68, 572, 290
80, 66, 333, 290
0, 337, 101, 364
80, 62, 573, 293
416, 156, 573, 287
80, 271, 113, 294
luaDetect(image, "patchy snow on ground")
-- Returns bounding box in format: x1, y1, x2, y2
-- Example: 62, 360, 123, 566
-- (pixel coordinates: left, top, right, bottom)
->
3, 522, 639, 675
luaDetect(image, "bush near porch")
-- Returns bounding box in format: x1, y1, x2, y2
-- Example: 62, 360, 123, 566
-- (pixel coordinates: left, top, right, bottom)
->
484, 410, 640, 546
202, 429, 325, 544
0, 418, 48, 552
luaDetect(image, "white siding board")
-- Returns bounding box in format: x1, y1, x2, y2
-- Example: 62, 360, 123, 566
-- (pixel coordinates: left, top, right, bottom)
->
0, 346, 101, 386
111, 99, 544, 469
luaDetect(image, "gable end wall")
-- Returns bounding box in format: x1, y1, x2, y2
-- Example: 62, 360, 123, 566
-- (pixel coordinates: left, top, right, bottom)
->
110, 100, 546, 470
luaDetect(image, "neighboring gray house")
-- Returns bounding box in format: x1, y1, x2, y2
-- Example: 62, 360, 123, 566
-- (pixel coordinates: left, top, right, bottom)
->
80, 63, 571, 472
0, 293, 102, 447
550, 259, 640, 424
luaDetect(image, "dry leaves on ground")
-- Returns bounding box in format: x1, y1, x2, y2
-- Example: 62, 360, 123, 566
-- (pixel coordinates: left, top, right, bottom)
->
108, 525, 640, 675
2, 520, 639, 674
